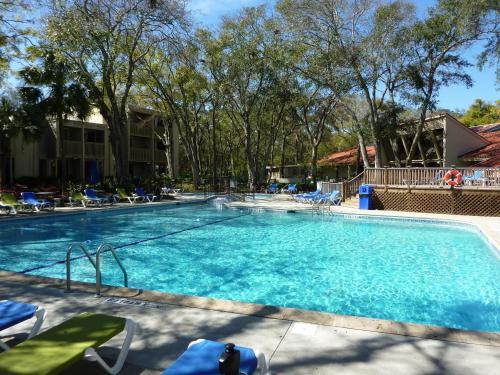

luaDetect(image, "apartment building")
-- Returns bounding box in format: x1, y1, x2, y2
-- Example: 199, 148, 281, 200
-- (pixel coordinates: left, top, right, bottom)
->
4, 106, 179, 184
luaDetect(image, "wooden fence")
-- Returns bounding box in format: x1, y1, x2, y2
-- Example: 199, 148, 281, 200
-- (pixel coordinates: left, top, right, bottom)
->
318, 167, 500, 202
364, 167, 500, 187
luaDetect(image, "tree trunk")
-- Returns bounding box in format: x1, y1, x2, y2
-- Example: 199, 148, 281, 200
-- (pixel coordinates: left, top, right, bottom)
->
0, 140, 5, 189
242, 119, 257, 190
57, 114, 67, 190
356, 130, 370, 168
191, 160, 201, 188
279, 132, 288, 181
311, 142, 319, 185
373, 138, 384, 168
108, 119, 129, 184
211, 108, 217, 190
390, 138, 401, 167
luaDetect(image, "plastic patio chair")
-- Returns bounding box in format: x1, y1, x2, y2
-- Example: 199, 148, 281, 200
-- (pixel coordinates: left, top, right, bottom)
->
283, 184, 297, 194
0, 193, 21, 214
0, 312, 136, 375
463, 170, 486, 186
84, 189, 110, 206
162, 339, 270, 375
134, 187, 158, 202
0, 300, 46, 351
294, 188, 321, 203
20, 192, 54, 212
267, 183, 279, 194
116, 188, 144, 204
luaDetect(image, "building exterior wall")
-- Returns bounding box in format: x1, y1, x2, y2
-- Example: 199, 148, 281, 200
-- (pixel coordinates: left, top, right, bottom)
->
443, 115, 488, 166
8, 106, 179, 184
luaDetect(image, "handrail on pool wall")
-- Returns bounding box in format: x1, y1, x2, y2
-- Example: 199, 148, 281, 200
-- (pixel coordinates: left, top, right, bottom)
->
65, 243, 97, 292
95, 242, 128, 296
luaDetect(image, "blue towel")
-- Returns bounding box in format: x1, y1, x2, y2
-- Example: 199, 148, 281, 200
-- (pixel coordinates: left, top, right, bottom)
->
0, 300, 38, 331
162, 340, 258, 375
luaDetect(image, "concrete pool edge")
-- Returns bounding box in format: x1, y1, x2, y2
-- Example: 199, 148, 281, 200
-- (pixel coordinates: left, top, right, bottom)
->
1, 270, 498, 348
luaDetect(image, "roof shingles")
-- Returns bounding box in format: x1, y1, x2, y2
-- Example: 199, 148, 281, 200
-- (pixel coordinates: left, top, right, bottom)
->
460, 123, 500, 167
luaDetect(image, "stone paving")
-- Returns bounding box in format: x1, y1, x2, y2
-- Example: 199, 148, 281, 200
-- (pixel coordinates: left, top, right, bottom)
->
1, 280, 499, 375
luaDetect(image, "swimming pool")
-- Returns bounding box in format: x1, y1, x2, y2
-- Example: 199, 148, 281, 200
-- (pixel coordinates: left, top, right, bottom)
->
1, 203, 499, 332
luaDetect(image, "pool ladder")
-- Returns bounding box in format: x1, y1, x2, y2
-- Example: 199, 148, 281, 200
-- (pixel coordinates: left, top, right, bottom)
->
65, 242, 128, 296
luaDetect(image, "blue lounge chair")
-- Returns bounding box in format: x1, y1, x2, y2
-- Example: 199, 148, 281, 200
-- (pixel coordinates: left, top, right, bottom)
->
84, 189, 110, 206
283, 183, 297, 194
20, 192, 54, 212
162, 339, 270, 375
294, 188, 321, 203
267, 183, 279, 194
314, 190, 341, 206
134, 187, 158, 202
463, 170, 487, 186
0, 300, 46, 351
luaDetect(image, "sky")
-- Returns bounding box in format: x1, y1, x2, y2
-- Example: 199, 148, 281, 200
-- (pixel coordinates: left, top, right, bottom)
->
188, 0, 498, 112
4, 0, 497, 112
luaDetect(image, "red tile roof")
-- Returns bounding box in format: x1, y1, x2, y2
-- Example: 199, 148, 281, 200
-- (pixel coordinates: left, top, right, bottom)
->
460, 123, 500, 167
319, 146, 375, 166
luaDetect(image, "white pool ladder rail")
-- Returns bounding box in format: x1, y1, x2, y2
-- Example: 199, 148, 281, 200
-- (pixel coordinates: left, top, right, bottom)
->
65, 242, 128, 296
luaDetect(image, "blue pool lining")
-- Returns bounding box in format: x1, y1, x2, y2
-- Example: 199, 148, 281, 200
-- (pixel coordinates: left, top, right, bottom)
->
20, 211, 252, 274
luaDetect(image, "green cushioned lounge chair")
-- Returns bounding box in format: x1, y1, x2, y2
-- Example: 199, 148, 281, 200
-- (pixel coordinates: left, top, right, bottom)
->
68, 192, 87, 207
0, 193, 21, 214
0, 312, 136, 375
116, 188, 144, 204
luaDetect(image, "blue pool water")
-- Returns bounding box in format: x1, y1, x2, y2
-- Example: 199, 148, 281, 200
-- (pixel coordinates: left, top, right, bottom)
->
1, 203, 499, 332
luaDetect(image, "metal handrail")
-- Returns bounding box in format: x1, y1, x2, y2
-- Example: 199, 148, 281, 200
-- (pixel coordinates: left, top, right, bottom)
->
95, 243, 128, 296
66, 243, 97, 292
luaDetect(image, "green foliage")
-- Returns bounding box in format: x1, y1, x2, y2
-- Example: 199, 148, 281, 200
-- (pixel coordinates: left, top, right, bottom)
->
460, 99, 500, 126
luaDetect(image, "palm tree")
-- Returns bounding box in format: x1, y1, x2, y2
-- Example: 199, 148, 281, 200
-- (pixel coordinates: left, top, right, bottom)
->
18, 49, 90, 188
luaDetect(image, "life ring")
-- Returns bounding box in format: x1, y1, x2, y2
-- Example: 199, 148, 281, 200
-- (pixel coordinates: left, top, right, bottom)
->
444, 169, 462, 186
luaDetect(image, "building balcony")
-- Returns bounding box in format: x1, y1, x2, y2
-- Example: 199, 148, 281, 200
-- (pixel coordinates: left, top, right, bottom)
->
154, 150, 167, 162
130, 147, 152, 163
130, 124, 152, 138
63, 141, 104, 158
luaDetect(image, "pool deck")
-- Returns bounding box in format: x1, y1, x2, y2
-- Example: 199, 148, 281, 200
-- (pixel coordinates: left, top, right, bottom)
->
1, 193, 499, 374
1, 278, 499, 375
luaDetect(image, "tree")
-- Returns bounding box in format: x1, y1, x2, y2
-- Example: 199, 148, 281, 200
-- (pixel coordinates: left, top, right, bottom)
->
140, 41, 210, 187
278, 0, 415, 168
337, 96, 372, 168
44, 0, 187, 183
0, 91, 46, 188
0, 96, 17, 187
403, 0, 490, 166
215, 7, 290, 189
18, 49, 91, 186
460, 99, 500, 126
0, 1, 32, 83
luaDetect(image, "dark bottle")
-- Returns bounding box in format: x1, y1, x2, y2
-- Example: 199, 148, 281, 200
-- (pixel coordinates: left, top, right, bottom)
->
219, 343, 241, 375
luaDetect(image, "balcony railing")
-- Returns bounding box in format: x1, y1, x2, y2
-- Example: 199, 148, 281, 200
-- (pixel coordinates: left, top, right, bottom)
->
130, 125, 152, 137
85, 142, 104, 158
130, 147, 152, 162
64, 141, 82, 157
154, 150, 167, 162
63, 141, 104, 158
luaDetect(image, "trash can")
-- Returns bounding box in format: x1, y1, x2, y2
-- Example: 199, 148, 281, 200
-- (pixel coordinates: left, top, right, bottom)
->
359, 185, 373, 210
